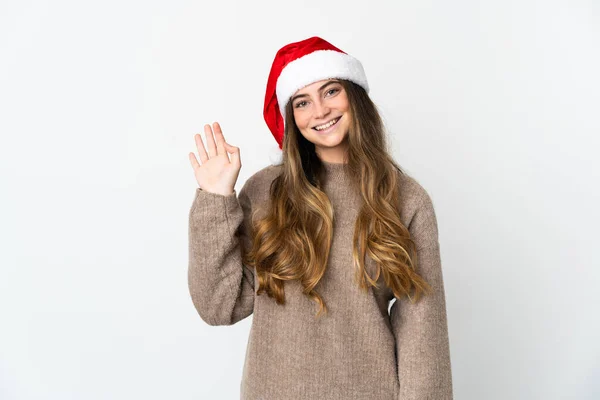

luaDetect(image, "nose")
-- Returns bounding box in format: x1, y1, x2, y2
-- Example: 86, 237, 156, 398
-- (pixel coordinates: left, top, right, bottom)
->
313, 98, 330, 119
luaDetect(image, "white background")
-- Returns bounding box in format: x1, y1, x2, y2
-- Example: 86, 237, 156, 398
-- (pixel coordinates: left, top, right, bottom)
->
1, 0, 599, 399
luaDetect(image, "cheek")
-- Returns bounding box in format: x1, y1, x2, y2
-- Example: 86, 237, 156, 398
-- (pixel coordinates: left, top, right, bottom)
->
340, 114, 351, 134
339, 98, 350, 112
293, 113, 311, 130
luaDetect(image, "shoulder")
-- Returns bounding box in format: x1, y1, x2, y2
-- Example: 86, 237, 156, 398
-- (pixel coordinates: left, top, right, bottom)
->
238, 163, 283, 203
396, 170, 438, 232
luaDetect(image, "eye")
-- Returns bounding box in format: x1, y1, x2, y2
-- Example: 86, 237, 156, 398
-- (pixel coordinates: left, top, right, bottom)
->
294, 100, 307, 108
326, 88, 340, 96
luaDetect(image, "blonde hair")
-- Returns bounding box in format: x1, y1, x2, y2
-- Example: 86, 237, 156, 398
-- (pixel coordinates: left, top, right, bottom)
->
242, 79, 432, 318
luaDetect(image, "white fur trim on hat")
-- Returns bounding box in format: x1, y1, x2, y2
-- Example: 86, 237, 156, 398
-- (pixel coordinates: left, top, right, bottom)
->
276, 49, 369, 121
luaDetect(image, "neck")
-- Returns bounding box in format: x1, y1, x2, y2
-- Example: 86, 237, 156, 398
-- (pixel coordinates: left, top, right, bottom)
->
320, 159, 351, 185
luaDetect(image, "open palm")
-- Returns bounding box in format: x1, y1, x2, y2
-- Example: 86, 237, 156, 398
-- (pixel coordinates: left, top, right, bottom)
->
188, 122, 241, 196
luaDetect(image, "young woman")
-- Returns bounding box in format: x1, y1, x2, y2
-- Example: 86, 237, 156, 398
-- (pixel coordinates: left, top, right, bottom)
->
187, 36, 453, 400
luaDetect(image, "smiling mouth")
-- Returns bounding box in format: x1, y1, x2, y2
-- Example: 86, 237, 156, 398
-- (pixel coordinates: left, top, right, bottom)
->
313, 116, 341, 131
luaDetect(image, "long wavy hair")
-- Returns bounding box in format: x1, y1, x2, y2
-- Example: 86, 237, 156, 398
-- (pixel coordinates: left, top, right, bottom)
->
242, 79, 432, 318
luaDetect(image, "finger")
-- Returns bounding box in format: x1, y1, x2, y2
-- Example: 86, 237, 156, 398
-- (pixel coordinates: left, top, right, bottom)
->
204, 124, 217, 158
194, 133, 208, 164
188, 151, 201, 170
212, 122, 227, 159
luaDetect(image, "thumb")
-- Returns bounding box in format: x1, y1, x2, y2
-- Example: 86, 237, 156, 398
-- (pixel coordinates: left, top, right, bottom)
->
224, 142, 240, 165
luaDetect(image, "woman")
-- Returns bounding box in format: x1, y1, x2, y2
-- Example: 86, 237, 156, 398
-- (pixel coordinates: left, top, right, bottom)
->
187, 36, 453, 400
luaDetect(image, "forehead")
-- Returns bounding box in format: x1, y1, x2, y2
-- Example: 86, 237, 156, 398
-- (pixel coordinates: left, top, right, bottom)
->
294, 78, 339, 96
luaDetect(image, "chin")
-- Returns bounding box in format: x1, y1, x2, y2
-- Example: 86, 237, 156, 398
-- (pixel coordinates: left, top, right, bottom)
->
313, 133, 349, 150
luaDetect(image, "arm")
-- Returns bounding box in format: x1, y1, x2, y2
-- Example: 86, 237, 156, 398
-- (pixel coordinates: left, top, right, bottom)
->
389, 189, 453, 399
187, 180, 256, 325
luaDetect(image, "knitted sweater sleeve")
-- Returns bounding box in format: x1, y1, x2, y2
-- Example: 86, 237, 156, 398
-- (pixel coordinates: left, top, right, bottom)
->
389, 188, 453, 399
187, 181, 255, 326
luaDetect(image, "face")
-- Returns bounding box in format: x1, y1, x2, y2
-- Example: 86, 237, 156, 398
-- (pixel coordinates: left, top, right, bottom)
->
291, 79, 351, 163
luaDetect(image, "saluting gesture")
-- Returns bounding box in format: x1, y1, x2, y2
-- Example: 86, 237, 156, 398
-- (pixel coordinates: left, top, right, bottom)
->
188, 122, 241, 196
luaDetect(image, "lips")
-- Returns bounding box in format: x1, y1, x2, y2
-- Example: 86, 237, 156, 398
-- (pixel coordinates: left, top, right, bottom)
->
313, 116, 341, 131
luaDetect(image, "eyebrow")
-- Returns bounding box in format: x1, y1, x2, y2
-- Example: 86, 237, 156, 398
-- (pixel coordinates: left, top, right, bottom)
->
290, 80, 340, 104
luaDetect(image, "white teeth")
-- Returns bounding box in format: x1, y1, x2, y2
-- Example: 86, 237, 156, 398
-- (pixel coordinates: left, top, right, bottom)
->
314, 117, 339, 131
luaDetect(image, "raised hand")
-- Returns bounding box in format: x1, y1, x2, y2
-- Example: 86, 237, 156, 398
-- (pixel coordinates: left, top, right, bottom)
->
189, 122, 241, 196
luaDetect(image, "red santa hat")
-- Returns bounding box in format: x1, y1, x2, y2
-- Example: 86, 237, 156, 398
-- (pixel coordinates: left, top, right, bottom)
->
263, 36, 369, 164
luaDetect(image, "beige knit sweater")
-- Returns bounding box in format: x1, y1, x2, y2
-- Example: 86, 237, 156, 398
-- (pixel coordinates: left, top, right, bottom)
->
188, 160, 453, 400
